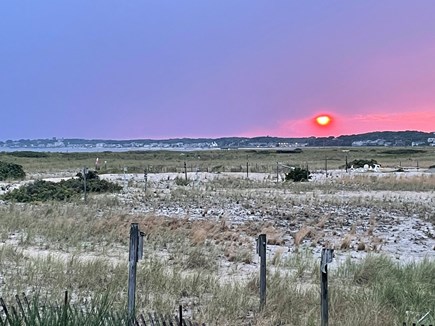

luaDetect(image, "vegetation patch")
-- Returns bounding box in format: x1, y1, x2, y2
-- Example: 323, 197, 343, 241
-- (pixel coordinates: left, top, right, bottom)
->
0, 161, 26, 180
285, 167, 311, 182
174, 176, 190, 186
5, 151, 49, 158
380, 149, 427, 155
346, 159, 379, 169
2, 170, 122, 202
276, 148, 303, 154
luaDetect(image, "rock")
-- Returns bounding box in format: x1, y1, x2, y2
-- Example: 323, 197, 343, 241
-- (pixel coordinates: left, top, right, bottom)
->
357, 242, 365, 251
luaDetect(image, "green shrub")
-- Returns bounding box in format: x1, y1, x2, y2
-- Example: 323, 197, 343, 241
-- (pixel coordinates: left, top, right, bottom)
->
2, 170, 122, 202
0, 161, 26, 181
285, 167, 311, 182
346, 159, 379, 169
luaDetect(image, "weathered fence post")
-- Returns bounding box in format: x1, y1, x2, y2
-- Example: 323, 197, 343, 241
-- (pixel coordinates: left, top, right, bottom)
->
246, 161, 249, 179
62, 290, 68, 324
345, 155, 348, 173
276, 162, 279, 183
123, 167, 128, 191
325, 156, 328, 176
128, 223, 144, 321
306, 163, 309, 180
83, 167, 88, 203
184, 162, 188, 181
144, 169, 148, 192
257, 234, 267, 309
321, 248, 334, 326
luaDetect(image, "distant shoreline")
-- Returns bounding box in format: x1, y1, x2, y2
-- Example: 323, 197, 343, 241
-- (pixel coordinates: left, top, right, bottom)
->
0, 147, 220, 153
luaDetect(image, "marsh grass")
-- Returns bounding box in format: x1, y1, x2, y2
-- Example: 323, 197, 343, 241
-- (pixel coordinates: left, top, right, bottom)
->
3, 147, 435, 177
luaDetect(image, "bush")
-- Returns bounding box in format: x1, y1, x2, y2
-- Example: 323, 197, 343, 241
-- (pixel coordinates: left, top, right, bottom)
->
175, 176, 190, 186
285, 167, 311, 182
0, 161, 26, 181
2, 170, 122, 202
347, 159, 379, 169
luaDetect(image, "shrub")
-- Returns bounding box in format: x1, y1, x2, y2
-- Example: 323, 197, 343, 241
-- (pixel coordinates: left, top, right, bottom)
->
2, 170, 122, 202
285, 167, 311, 182
175, 176, 190, 186
0, 161, 26, 181
2, 180, 76, 202
346, 159, 379, 169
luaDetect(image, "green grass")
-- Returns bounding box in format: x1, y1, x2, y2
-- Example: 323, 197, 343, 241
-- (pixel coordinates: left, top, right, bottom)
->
1, 147, 435, 175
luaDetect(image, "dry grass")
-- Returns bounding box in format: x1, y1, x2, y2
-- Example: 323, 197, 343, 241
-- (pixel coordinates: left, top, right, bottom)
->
340, 234, 353, 250
261, 225, 285, 246
1, 148, 435, 324
294, 225, 312, 246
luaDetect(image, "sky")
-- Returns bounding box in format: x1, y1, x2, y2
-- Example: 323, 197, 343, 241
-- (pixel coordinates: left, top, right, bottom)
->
1, 1, 435, 140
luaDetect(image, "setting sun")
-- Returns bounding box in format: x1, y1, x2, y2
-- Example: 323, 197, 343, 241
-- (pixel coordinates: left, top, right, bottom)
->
315, 115, 332, 126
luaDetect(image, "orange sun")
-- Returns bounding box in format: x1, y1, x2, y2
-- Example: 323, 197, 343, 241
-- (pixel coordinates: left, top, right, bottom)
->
315, 115, 332, 126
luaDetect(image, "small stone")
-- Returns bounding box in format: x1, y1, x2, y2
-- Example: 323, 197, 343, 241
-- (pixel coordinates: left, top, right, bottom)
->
357, 242, 365, 251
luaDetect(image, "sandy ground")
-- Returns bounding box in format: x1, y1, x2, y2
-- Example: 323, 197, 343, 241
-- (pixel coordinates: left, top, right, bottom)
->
1, 169, 434, 271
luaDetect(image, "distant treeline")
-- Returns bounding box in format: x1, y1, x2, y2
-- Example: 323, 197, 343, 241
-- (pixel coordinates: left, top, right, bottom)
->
1, 130, 434, 148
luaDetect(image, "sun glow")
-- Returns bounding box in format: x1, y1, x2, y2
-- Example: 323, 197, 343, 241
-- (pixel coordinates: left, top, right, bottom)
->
315, 115, 332, 126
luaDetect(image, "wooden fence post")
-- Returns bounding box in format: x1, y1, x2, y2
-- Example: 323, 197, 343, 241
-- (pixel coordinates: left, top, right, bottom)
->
62, 290, 68, 324
128, 223, 140, 320
306, 163, 309, 180
246, 161, 249, 179
321, 248, 334, 326
184, 162, 188, 181
123, 167, 128, 191
257, 234, 267, 309
276, 162, 279, 183
83, 167, 87, 203
144, 169, 148, 193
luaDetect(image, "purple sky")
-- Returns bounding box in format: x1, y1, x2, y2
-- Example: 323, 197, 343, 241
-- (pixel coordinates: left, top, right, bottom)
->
1, 1, 435, 140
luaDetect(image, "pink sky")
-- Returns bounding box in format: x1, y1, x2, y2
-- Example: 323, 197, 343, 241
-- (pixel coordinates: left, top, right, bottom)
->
244, 110, 435, 138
